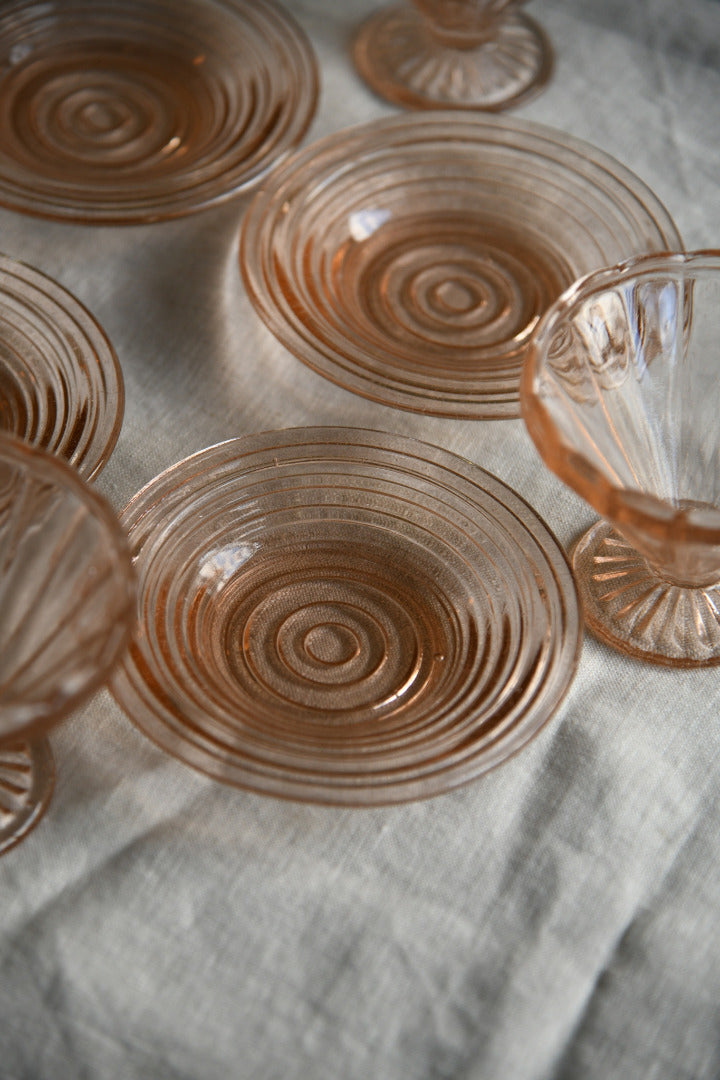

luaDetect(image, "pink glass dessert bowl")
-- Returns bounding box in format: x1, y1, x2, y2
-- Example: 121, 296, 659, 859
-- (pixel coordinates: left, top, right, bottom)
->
110, 427, 581, 805
0, 433, 135, 852
522, 250, 720, 667
0, 0, 318, 223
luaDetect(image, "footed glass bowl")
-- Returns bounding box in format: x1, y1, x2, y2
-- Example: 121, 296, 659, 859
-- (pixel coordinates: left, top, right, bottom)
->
0, 433, 135, 853
353, 0, 553, 112
522, 251, 720, 667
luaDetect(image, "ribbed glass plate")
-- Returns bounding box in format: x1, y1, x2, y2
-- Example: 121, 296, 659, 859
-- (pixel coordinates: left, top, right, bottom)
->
0, 255, 122, 480
0, 0, 318, 223
111, 428, 582, 805
240, 113, 681, 419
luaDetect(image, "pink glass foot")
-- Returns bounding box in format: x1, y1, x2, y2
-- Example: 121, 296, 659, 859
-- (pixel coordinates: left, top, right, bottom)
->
0, 739, 55, 856
352, 2, 553, 111
573, 521, 720, 667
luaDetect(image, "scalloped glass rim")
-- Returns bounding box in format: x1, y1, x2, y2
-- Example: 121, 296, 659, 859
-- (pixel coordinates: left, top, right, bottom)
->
110, 427, 582, 805
0, 254, 123, 480
0, 432, 136, 742
521, 250, 720, 549
240, 112, 681, 419
0, 0, 319, 223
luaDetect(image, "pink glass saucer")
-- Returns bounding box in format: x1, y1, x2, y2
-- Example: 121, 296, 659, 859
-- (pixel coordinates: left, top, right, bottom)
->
0, 254, 123, 480
111, 428, 581, 805
0, 0, 318, 223
240, 113, 681, 419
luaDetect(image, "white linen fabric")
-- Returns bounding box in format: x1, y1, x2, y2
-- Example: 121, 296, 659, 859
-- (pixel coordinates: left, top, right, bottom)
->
1, 1, 720, 1077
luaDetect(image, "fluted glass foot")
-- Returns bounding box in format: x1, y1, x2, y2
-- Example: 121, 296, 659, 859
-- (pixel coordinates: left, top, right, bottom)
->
0, 739, 55, 856
352, 3, 552, 111
573, 521, 720, 667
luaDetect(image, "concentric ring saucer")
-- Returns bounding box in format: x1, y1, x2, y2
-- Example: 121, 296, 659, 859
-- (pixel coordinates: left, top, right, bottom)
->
111, 427, 582, 805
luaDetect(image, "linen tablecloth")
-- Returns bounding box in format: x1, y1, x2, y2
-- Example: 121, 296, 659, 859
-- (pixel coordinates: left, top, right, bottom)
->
1, 1, 720, 1077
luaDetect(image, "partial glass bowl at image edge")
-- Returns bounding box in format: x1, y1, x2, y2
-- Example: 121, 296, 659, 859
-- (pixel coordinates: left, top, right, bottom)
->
522, 250, 720, 667
0, 433, 136, 853
0, 254, 123, 481
0, 0, 319, 222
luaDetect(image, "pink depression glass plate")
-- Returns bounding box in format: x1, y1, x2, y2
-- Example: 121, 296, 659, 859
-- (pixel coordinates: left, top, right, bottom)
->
110, 428, 581, 805
0, 0, 318, 223
240, 113, 681, 419
0, 255, 123, 480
